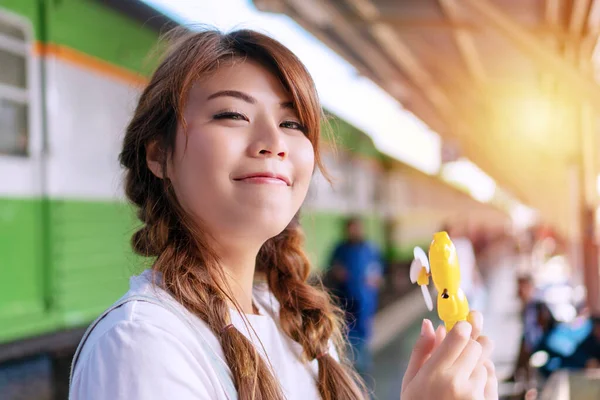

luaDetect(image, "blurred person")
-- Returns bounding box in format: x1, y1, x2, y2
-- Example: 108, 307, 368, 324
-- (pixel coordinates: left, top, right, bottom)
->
522, 309, 598, 377
328, 217, 383, 378
518, 276, 543, 352
530, 302, 564, 378
68, 28, 497, 400
510, 275, 543, 382
585, 316, 600, 368
568, 315, 600, 369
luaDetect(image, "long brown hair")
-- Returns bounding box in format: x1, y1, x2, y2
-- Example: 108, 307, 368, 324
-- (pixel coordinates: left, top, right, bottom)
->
119, 28, 367, 399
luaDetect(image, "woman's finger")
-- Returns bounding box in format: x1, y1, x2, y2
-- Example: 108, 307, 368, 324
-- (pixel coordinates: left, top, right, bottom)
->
434, 324, 446, 350
467, 310, 483, 340
470, 364, 488, 397
452, 339, 483, 378
477, 336, 494, 362
483, 359, 498, 400
402, 319, 436, 392
425, 321, 472, 369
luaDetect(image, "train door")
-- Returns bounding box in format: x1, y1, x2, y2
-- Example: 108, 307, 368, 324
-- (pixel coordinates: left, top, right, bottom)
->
0, 7, 49, 342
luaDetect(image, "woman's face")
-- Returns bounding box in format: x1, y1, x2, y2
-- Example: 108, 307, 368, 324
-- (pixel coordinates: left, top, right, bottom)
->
164, 60, 315, 243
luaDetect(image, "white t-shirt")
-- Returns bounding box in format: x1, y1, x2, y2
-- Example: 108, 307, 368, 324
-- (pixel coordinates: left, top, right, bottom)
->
69, 270, 334, 399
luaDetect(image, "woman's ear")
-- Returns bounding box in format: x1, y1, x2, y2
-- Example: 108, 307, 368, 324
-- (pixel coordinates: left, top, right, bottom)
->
146, 140, 165, 179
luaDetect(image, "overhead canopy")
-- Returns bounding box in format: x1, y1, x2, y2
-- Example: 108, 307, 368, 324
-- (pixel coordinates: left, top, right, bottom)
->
253, 0, 600, 237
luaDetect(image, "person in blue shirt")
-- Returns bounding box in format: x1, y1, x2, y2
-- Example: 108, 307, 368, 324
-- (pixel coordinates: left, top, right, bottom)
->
328, 216, 384, 379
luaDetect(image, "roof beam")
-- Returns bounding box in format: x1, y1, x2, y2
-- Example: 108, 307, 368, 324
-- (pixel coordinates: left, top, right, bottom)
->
462, 0, 600, 107
437, 0, 487, 83
342, 0, 455, 120
275, 0, 405, 89
364, 18, 477, 31
570, 0, 592, 37
401, 35, 485, 110
258, 0, 464, 141
256, 0, 389, 85
566, 0, 592, 62
582, 0, 600, 59
540, 0, 561, 92
546, 0, 561, 26
342, 0, 498, 173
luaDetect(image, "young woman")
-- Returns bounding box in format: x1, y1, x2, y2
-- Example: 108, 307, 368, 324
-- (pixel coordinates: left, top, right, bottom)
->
69, 28, 498, 400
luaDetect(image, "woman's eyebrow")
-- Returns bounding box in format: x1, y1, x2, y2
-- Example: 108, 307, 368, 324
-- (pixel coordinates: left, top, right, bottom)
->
207, 90, 256, 104
206, 90, 295, 109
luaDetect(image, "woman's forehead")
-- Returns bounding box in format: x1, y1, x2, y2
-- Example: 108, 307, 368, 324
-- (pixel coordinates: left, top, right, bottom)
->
188, 59, 293, 106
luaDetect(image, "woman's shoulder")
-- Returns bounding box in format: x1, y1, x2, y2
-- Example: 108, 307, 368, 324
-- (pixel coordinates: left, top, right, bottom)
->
70, 314, 222, 399
85, 270, 213, 341
72, 270, 221, 377
70, 270, 228, 399
81, 290, 210, 351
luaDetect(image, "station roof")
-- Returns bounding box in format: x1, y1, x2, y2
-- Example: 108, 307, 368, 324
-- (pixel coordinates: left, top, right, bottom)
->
253, 0, 600, 235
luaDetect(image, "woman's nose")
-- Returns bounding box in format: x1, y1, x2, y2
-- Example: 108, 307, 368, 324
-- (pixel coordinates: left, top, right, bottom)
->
250, 121, 288, 159
258, 148, 286, 158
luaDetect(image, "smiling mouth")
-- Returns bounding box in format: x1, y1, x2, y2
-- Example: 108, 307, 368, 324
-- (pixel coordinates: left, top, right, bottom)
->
233, 173, 291, 186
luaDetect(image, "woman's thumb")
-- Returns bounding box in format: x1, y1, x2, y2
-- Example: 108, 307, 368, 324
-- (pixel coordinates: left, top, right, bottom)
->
402, 319, 436, 392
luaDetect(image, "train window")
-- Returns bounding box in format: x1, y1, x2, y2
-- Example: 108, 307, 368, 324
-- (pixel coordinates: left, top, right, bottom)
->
0, 48, 26, 87
0, 22, 25, 40
0, 99, 27, 156
0, 13, 29, 156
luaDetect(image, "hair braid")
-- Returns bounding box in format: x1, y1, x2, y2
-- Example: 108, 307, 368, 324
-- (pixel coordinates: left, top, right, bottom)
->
258, 216, 367, 399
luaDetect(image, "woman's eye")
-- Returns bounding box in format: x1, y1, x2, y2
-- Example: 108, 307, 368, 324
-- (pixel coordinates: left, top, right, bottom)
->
213, 111, 248, 121
281, 120, 306, 132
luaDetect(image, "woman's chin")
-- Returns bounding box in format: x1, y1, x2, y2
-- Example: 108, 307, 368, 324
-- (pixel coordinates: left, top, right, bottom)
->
253, 214, 293, 238
220, 207, 294, 239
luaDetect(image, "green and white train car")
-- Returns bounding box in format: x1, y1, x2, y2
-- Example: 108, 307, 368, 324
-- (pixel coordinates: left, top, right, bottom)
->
0, 0, 390, 360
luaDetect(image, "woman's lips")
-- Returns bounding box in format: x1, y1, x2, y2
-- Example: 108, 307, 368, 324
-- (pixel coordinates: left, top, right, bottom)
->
233, 172, 291, 186
237, 176, 287, 185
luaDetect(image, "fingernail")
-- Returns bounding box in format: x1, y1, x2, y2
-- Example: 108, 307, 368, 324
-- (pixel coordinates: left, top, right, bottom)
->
468, 311, 482, 325
454, 321, 472, 337
421, 319, 430, 336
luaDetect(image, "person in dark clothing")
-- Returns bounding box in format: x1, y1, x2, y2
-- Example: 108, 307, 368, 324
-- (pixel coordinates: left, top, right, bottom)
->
582, 316, 600, 368
530, 302, 560, 378
566, 315, 600, 369
510, 275, 542, 382
328, 217, 383, 378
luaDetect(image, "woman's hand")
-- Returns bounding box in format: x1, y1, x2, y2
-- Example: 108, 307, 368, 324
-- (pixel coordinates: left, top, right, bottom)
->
401, 311, 498, 400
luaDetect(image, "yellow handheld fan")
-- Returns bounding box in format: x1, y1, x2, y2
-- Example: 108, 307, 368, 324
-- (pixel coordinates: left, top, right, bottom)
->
410, 231, 470, 331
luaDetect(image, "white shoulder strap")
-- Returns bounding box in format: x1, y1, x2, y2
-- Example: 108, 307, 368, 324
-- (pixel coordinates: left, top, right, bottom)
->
69, 293, 238, 399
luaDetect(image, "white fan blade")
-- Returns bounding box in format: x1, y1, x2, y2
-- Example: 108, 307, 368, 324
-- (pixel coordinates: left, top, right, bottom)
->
409, 258, 422, 283
421, 285, 434, 311
413, 246, 430, 273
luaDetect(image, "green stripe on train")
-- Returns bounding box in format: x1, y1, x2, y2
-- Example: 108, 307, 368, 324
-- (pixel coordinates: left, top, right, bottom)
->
0, 197, 386, 343
1, 0, 158, 74
0, 198, 144, 343
0, 198, 48, 342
